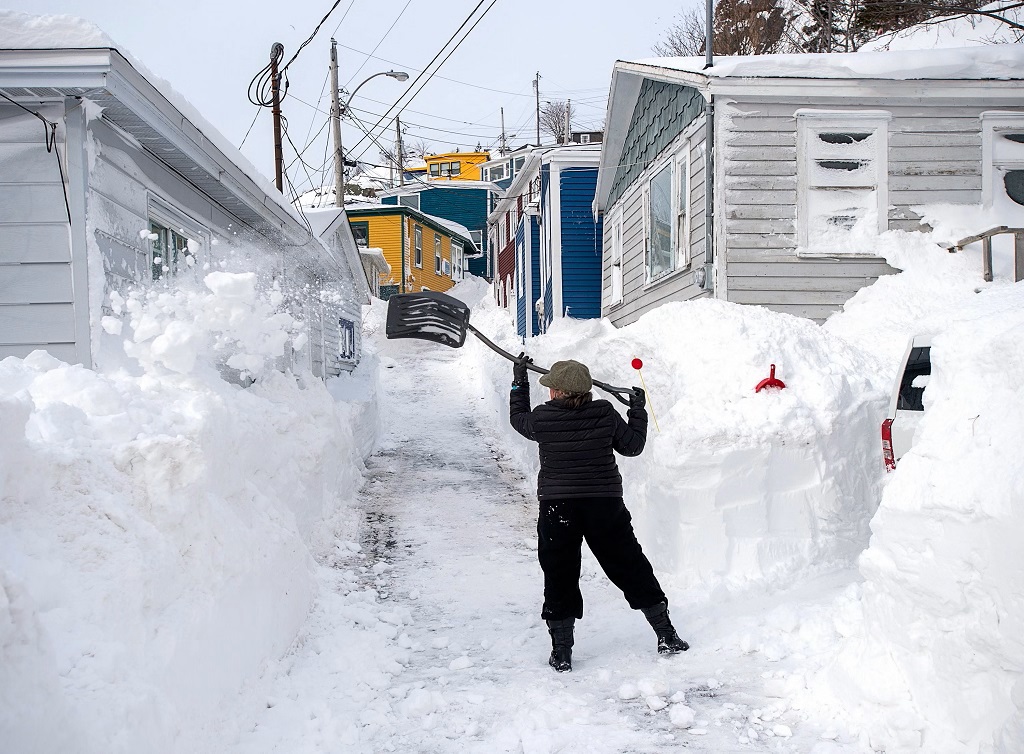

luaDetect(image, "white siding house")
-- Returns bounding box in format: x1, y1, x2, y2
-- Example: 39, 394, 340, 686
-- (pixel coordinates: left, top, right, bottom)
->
595, 46, 1024, 324
0, 36, 369, 376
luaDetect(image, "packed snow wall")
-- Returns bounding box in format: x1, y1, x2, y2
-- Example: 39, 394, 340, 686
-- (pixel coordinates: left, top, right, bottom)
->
458, 279, 889, 594
0, 274, 378, 753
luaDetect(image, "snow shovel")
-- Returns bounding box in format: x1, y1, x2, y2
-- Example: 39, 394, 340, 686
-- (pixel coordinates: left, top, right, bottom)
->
385, 291, 634, 405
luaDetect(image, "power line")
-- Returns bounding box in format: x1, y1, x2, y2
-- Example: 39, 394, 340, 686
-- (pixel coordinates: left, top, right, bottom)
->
343, 0, 414, 87
281, 0, 356, 75
349, 0, 501, 160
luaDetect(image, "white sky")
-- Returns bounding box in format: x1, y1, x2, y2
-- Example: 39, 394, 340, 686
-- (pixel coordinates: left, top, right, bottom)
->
5, 0, 694, 193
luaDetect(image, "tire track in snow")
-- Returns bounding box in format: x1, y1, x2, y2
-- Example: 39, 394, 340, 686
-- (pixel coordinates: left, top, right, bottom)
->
231, 338, 850, 753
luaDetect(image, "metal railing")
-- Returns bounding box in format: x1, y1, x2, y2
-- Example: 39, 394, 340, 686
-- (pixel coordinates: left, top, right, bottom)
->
942, 226, 1024, 283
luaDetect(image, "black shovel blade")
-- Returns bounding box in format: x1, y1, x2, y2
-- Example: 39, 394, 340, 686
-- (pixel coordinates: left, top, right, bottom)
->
385, 291, 471, 348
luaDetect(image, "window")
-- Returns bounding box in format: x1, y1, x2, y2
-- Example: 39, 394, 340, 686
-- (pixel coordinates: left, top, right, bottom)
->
148, 221, 191, 280
452, 239, 464, 279
646, 162, 673, 280
414, 225, 423, 268
488, 164, 506, 182
350, 221, 369, 247
448, 161, 461, 176
796, 110, 890, 249
429, 163, 441, 177
675, 147, 691, 269
339, 318, 356, 360
513, 156, 525, 172
434, 235, 442, 274
580, 133, 591, 144
397, 194, 420, 210
982, 113, 1024, 211
471, 229, 483, 251
606, 209, 623, 307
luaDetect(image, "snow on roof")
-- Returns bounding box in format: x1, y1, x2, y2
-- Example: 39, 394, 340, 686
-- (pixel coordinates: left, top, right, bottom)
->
377, 178, 503, 197
862, 2, 1023, 51
343, 201, 476, 247
628, 44, 1024, 81
0, 11, 309, 230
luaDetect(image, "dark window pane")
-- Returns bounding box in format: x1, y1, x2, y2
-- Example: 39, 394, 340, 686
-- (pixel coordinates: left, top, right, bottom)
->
897, 346, 931, 411
818, 132, 871, 144
1003, 134, 1024, 144
817, 160, 865, 171
1004, 170, 1024, 206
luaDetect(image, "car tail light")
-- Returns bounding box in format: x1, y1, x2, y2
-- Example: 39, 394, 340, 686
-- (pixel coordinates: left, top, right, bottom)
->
881, 418, 896, 471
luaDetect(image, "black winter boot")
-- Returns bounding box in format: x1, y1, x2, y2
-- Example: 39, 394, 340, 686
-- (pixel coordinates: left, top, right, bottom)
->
641, 602, 689, 654
546, 618, 574, 672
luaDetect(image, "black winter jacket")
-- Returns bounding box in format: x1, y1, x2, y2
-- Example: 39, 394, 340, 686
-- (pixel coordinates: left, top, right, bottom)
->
509, 381, 647, 499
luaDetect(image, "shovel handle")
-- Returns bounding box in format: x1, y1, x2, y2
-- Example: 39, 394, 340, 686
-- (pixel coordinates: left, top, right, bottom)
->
467, 325, 633, 405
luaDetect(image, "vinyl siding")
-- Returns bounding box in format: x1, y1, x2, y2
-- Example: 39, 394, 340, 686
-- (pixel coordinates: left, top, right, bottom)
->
0, 104, 76, 361
603, 120, 709, 328
559, 167, 602, 320
717, 99, 1006, 320
515, 221, 528, 337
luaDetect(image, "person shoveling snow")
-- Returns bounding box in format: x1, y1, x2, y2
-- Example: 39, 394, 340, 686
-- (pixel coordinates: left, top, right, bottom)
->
509, 355, 689, 672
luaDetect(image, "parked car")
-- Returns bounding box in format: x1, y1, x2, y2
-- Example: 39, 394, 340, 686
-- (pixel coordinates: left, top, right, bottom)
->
881, 336, 932, 470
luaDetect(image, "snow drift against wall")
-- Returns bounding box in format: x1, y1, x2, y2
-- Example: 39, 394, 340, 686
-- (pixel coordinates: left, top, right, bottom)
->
0, 271, 376, 753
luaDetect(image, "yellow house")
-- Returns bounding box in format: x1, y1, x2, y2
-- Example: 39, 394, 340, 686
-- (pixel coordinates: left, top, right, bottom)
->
345, 204, 477, 298
423, 151, 490, 181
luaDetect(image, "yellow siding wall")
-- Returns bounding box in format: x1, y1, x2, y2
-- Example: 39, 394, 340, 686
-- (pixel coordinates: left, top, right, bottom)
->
361, 214, 405, 288
405, 219, 456, 293
424, 152, 490, 182
353, 211, 458, 293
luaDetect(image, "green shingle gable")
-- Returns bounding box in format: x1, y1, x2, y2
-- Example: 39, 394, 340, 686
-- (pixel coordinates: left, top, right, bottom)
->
607, 80, 705, 209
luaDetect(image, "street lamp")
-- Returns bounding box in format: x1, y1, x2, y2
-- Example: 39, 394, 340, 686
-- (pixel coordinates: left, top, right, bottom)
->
331, 50, 409, 207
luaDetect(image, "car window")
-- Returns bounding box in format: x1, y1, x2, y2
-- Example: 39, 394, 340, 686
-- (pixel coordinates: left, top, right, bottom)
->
897, 346, 931, 411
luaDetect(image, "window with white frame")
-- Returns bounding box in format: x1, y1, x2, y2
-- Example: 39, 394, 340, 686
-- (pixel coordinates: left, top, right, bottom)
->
414, 224, 423, 268
434, 234, 442, 274
675, 147, 691, 269
397, 193, 420, 210
606, 208, 624, 307
147, 201, 208, 282
797, 110, 890, 249
982, 112, 1024, 215
646, 162, 673, 281
452, 239, 464, 279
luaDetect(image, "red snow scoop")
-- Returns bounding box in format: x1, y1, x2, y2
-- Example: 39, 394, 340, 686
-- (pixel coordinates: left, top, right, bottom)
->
385, 291, 634, 405
755, 364, 786, 392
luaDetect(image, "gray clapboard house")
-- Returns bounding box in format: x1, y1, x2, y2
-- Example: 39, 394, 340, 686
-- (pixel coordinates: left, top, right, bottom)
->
595, 46, 1024, 324
0, 42, 368, 376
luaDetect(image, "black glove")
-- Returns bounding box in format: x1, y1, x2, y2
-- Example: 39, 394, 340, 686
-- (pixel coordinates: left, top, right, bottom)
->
629, 387, 646, 409
513, 352, 533, 386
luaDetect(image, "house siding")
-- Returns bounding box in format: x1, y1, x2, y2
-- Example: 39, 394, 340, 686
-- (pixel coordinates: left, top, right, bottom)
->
607, 80, 706, 210
0, 103, 77, 361
515, 221, 528, 338
559, 167, 603, 320
385, 186, 490, 278
604, 120, 709, 327
717, 98, 1014, 320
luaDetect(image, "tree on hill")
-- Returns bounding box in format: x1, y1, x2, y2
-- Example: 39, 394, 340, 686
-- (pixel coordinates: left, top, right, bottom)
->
540, 100, 576, 145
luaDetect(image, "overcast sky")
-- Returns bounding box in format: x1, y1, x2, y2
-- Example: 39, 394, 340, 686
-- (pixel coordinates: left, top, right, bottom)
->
7, 0, 694, 192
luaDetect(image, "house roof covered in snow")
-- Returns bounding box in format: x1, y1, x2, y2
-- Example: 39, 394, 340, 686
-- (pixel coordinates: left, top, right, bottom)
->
596, 45, 1024, 212
0, 11, 333, 266
343, 202, 478, 253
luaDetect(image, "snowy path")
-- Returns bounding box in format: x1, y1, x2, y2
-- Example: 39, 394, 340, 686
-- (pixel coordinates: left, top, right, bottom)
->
231, 339, 854, 753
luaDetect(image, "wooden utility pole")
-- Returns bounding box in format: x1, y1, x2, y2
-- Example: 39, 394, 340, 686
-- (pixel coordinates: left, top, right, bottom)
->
500, 107, 507, 156
330, 39, 345, 207
565, 99, 571, 144
270, 42, 285, 192
396, 115, 405, 186
533, 72, 540, 146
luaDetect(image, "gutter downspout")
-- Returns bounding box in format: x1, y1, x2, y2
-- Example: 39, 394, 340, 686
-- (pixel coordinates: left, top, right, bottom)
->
704, 0, 715, 286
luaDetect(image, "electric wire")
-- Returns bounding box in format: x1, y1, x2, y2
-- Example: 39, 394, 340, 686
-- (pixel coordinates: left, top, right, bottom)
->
0, 89, 72, 225
347, 0, 500, 160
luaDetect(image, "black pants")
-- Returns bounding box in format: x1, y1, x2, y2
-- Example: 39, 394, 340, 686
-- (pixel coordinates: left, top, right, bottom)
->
537, 496, 667, 621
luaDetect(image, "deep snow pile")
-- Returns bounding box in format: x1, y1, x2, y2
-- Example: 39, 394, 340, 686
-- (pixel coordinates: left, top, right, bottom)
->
0, 270, 377, 753
451, 203, 1024, 751
453, 278, 889, 594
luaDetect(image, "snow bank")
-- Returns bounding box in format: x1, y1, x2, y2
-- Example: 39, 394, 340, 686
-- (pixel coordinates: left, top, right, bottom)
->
0, 273, 375, 753
455, 278, 887, 594
810, 282, 1024, 752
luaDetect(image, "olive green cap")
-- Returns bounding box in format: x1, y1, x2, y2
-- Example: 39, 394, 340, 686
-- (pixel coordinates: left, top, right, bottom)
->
538, 359, 593, 394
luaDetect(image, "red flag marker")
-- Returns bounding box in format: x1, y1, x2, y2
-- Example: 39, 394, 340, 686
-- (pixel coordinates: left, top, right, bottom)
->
631, 357, 660, 432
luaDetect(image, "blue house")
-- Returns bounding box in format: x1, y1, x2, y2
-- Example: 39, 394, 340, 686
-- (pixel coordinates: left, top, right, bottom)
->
378, 180, 502, 280
489, 145, 603, 338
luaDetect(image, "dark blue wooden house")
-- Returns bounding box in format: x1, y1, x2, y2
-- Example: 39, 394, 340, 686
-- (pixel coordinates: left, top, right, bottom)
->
489, 145, 603, 339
